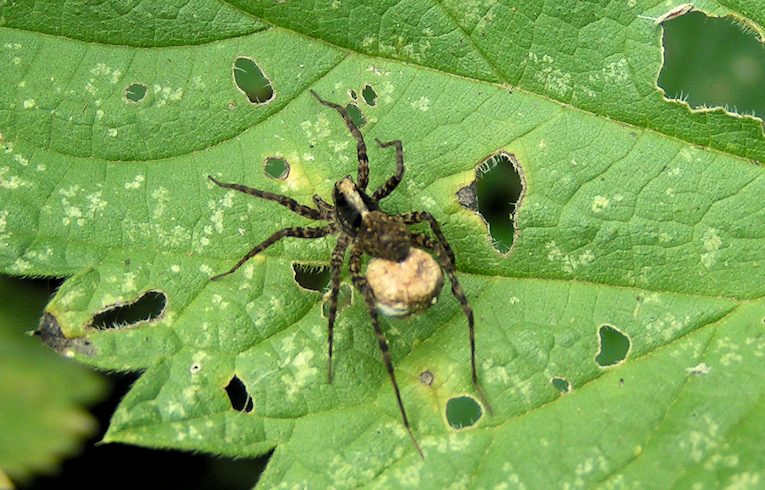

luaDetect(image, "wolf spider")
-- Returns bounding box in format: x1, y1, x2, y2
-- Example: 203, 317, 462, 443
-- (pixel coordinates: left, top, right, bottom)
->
208, 90, 490, 458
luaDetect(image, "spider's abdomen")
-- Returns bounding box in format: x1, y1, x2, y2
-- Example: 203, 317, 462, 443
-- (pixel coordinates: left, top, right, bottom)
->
367, 248, 444, 317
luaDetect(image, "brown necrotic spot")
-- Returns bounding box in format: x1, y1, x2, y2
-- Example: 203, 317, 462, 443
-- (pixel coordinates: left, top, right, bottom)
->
233, 57, 274, 104
419, 370, 434, 386
91, 290, 166, 330
445, 395, 482, 429
595, 324, 630, 367
35, 312, 96, 356
292, 263, 330, 292
125, 83, 147, 102
225, 375, 253, 413
264, 156, 290, 180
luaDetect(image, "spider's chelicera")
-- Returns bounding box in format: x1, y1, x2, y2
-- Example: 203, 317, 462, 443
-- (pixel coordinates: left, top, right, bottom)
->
208, 90, 490, 458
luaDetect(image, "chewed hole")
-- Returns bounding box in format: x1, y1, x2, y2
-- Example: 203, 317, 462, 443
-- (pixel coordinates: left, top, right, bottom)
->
362, 84, 377, 106
91, 290, 166, 329
348, 89, 358, 100
659, 10, 765, 118
473, 152, 524, 253
551, 376, 571, 394
225, 375, 253, 413
125, 83, 147, 102
595, 324, 630, 367
293, 263, 330, 292
321, 283, 352, 317
233, 57, 274, 104
345, 103, 366, 128
264, 156, 290, 180
446, 396, 482, 429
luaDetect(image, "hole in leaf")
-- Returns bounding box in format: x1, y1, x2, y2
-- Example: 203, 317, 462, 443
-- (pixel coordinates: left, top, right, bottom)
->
474, 152, 524, 253
362, 84, 377, 106
321, 283, 352, 317
348, 88, 357, 100
91, 291, 166, 330
659, 10, 765, 118
125, 83, 147, 102
445, 395, 482, 429
595, 324, 630, 367
233, 57, 274, 104
292, 263, 330, 292
551, 376, 571, 394
345, 103, 366, 128
225, 375, 253, 413
419, 370, 434, 386
264, 156, 290, 180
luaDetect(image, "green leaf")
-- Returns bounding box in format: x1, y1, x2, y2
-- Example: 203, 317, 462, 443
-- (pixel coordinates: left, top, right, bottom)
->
0, 277, 105, 484
1, 1, 764, 488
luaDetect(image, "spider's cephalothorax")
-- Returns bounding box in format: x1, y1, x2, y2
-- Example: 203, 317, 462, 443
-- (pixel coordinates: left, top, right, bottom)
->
208, 90, 491, 458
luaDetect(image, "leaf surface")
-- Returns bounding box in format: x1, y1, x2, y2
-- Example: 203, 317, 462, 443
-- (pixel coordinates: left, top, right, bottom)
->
1, 1, 764, 487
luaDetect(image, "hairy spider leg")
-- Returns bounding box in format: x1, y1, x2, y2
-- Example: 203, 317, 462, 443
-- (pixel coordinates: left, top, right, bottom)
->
349, 243, 425, 459
326, 235, 349, 383
208, 176, 323, 220
399, 211, 456, 265
372, 138, 405, 202
211, 225, 331, 281
312, 195, 335, 218
410, 232, 493, 415
309, 90, 370, 191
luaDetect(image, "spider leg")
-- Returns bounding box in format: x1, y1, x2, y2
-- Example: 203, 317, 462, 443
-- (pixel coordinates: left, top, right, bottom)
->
409, 232, 493, 415
309, 90, 370, 190
399, 211, 456, 264
312, 194, 335, 219
211, 225, 331, 281
209, 176, 323, 221
349, 243, 424, 459
372, 138, 404, 202
326, 235, 349, 383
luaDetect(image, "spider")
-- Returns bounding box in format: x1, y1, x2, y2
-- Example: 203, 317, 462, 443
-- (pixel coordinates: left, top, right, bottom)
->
208, 90, 490, 458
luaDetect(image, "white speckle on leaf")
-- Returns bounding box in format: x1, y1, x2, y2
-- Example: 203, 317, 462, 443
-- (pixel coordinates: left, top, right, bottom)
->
13, 153, 28, 166
151, 187, 169, 219
23, 99, 36, 109
153, 84, 185, 108
686, 362, 710, 376
529, 52, 572, 98
171, 264, 181, 273
63, 206, 83, 226
410, 96, 430, 112
591, 195, 609, 213
362, 35, 376, 47
123, 272, 137, 291
726, 472, 761, 489
13, 258, 32, 272
546, 242, 595, 273
125, 174, 145, 190
281, 349, 318, 401
419, 195, 436, 208
701, 227, 721, 269
199, 264, 214, 276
